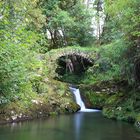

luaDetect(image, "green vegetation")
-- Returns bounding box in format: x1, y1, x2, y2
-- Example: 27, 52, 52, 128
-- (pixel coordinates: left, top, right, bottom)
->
38, 0, 95, 49
0, 78, 79, 123
81, 40, 130, 84
0, 0, 140, 132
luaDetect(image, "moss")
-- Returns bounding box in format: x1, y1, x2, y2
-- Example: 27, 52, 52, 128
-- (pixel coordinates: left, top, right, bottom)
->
105, 92, 124, 106
49, 112, 58, 116
80, 82, 140, 132
79, 82, 123, 109
45, 46, 97, 79
59, 102, 80, 113
103, 107, 136, 123
103, 91, 137, 123
102, 107, 116, 119
0, 78, 79, 124
84, 92, 108, 109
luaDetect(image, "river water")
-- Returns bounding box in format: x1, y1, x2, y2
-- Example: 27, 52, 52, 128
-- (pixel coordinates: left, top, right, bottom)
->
0, 112, 139, 140
0, 88, 139, 140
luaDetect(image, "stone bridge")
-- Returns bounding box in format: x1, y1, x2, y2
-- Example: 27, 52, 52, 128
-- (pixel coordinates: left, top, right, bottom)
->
45, 47, 97, 77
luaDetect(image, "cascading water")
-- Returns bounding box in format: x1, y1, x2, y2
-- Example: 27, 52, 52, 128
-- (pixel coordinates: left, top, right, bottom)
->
70, 87, 99, 112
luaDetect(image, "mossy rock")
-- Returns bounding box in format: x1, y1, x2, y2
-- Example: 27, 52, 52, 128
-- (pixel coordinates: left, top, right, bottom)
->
79, 81, 124, 109
103, 106, 136, 123
105, 92, 124, 106
0, 77, 79, 124
85, 92, 108, 109
102, 107, 116, 119
60, 102, 80, 113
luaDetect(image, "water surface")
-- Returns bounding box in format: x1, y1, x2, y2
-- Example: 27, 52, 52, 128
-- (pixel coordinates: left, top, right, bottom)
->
0, 112, 139, 140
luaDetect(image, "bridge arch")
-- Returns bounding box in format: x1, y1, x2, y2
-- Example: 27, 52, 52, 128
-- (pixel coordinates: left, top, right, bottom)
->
45, 47, 97, 79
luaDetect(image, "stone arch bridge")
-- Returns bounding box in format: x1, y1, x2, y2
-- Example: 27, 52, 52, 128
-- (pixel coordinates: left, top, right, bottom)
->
45, 47, 97, 78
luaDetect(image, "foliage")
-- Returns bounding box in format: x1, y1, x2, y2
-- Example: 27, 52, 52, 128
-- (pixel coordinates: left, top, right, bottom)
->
0, 0, 139, 128
82, 40, 129, 84
104, 0, 140, 45
102, 0, 140, 85
100, 15, 122, 44
0, 0, 42, 101
103, 91, 139, 123
39, 0, 95, 49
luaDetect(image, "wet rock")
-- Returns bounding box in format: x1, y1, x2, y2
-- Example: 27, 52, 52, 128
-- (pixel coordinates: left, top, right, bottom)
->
11, 115, 17, 121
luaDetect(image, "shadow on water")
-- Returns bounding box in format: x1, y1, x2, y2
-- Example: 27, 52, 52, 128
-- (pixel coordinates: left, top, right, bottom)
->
0, 112, 139, 140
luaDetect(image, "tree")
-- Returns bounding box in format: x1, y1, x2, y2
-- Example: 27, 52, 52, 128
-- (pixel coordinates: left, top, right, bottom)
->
104, 0, 140, 46
0, 0, 41, 100
93, 0, 104, 42
103, 0, 140, 83
39, 0, 95, 49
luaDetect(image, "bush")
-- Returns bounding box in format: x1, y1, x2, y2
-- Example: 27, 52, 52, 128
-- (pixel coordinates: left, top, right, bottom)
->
0, 27, 41, 101
83, 39, 129, 84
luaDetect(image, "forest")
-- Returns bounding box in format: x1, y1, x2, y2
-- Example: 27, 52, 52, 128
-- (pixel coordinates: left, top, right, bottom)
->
0, 0, 140, 138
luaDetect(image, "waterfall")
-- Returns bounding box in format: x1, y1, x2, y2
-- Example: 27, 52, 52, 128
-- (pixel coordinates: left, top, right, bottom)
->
70, 87, 99, 112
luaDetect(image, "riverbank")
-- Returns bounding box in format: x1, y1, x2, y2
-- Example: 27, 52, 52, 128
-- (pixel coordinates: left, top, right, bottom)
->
79, 81, 140, 132
0, 78, 80, 124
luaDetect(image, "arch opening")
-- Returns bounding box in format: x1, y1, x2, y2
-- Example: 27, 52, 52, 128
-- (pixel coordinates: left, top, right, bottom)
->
55, 54, 93, 83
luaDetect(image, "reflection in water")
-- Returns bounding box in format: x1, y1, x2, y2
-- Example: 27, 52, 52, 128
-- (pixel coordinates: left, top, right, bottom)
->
0, 112, 139, 140
74, 112, 84, 140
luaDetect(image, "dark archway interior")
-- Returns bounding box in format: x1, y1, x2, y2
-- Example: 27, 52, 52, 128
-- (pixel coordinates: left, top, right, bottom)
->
55, 55, 93, 77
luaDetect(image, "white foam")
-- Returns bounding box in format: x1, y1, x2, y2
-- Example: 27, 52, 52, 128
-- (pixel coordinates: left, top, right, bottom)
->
70, 87, 100, 112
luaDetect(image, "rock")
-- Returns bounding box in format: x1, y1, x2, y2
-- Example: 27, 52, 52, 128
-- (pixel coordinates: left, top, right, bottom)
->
11, 115, 17, 121
19, 113, 22, 118
31, 100, 39, 104
11, 111, 15, 114
101, 89, 106, 92
6, 118, 10, 121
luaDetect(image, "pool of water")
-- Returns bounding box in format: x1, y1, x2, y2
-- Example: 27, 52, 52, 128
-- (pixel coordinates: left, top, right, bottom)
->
0, 112, 139, 140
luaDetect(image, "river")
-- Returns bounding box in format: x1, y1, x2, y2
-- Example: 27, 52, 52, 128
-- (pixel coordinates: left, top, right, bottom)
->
0, 112, 139, 140
0, 87, 139, 140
